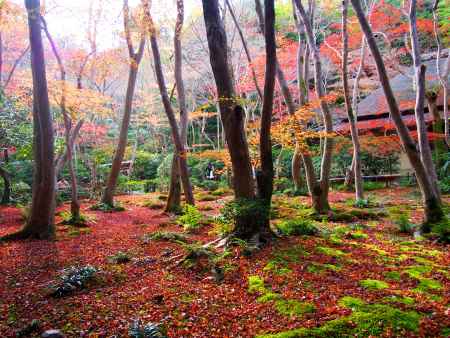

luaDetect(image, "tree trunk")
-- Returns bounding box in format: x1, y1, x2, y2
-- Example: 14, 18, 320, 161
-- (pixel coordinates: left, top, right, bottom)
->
42, 15, 81, 220
432, 0, 450, 147
257, 0, 276, 229
143, 0, 195, 206
3, 0, 56, 240
0, 166, 11, 204
102, 0, 146, 207
166, 154, 182, 212
55, 120, 84, 178
351, 0, 443, 229
201, 0, 254, 200
292, 144, 304, 191
426, 94, 446, 166
409, 0, 440, 199
294, 0, 334, 213
202, 0, 264, 240
225, 0, 263, 101
342, 0, 364, 201
166, 0, 194, 212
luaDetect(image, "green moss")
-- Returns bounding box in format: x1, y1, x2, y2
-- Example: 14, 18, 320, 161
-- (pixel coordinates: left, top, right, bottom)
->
348, 230, 368, 239
364, 244, 388, 256
359, 279, 389, 290
307, 263, 341, 274
383, 295, 415, 305
273, 245, 309, 262
257, 303, 420, 338
338, 296, 365, 308
274, 299, 315, 317
257, 292, 283, 303
442, 327, 450, 337
414, 278, 442, 292
413, 256, 435, 266
264, 259, 292, 275
404, 265, 432, 279
277, 218, 318, 236
248, 275, 266, 294
385, 271, 402, 281
316, 246, 346, 257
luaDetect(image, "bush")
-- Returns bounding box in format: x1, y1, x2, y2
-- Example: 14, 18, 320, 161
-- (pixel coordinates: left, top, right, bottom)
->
431, 217, 450, 243
144, 231, 189, 243
363, 181, 385, 191
219, 198, 269, 229
388, 207, 415, 233
277, 218, 318, 236
108, 251, 132, 264
128, 319, 167, 338
176, 205, 203, 232
48, 265, 98, 298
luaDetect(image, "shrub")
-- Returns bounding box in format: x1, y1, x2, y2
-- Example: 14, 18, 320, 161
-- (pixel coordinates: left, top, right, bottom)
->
108, 251, 131, 264
219, 198, 269, 232
143, 231, 189, 243
363, 181, 385, 191
176, 205, 203, 232
128, 319, 167, 338
90, 202, 125, 212
248, 275, 266, 294
388, 207, 415, 233
276, 218, 318, 236
431, 217, 450, 243
49, 265, 98, 298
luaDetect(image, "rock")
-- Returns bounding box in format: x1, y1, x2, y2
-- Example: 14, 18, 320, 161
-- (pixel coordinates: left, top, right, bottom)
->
42, 329, 64, 338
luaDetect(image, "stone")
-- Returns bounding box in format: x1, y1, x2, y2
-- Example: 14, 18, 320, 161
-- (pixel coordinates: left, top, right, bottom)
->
42, 329, 64, 338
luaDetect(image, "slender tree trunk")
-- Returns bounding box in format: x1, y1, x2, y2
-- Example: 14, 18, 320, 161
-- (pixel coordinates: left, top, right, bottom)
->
3, 0, 56, 240
294, 0, 334, 213
42, 16, 81, 220
202, 0, 265, 240
166, 0, 193, 212
351, 0, 443, 229
432, 0, 450, 147
0, 165, 11, 204
292, 144, 304, 191
4, 45, 30, 89
342, 0, 363, 201
102, 0, 146, 207
225, 0, 262, 101
257, 0, 276, 230
409, 0, 440, 199
143, 0, 195, 206
201, 0, 254, 200
55, 120, 84, 177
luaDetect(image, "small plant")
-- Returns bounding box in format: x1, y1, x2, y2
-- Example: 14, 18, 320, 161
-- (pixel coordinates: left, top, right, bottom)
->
49, 265, 98, 298
143, 231, 189, 244
248, 275, 266, 294
145, 201, 165, 210
276, 218, 318, 236
211, 188, 228, 196
388, 207, 415, 233
59, 211, 92, 227
176, 205, 203, 232
90, 202, 125, 212
196, 193, 216, 202
108, 251, 131, 264
128, 319, 167, 338
431, 217, 450, 243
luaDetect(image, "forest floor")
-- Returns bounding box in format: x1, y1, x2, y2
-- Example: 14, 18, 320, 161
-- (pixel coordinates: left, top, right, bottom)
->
0, 187, 449, 337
